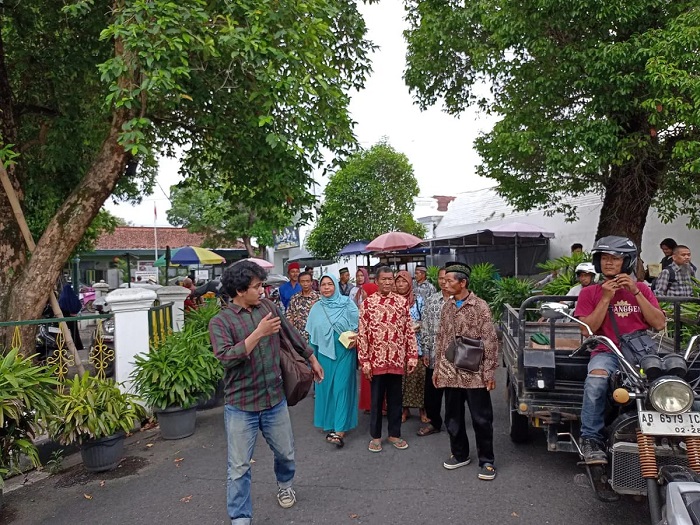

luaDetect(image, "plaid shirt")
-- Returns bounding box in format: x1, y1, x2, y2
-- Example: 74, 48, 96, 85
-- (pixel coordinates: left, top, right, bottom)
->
654, 262, 695, 297
209, 298, 313, 412
422, 291, 447, 369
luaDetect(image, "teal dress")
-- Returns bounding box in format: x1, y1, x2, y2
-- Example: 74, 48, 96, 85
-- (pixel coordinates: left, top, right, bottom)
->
311, 338, 358, 432
305, 274, 360, 434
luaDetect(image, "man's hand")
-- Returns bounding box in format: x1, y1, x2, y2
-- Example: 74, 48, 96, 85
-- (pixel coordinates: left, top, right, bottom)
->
255, 312, 281, 337
309, 355, 324, 383
422, 355, 430, 367
614, 273, 638, 294
406, 358, 417, 375
600, 278, 619, 301
485, 378, 496, 391
433, 372, 440, 388
347, 334, 357, 349
362, 363, 373, 381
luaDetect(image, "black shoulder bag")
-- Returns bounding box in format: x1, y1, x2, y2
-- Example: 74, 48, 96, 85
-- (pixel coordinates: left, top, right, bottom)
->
607, 307, 658, 367
444, 301, 484, 373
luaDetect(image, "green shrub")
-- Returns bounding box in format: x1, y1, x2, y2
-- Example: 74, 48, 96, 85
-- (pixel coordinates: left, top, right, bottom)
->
490, 277, 535, 320
0, 349, 59, 486
469, 262, 498, 305
49, 373, 145, 445
130, 328, 224, 410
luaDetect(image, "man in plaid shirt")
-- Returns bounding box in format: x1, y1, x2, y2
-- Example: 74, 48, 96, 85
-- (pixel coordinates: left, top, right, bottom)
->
654, 245, 695, 297
209, 261, 324, 525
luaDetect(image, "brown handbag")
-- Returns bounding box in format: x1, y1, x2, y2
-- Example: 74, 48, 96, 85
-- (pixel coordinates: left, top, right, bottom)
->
263, 300, 314, 406
445, 334, 484, 373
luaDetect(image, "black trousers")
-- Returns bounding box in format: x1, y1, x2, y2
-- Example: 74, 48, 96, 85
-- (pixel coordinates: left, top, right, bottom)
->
444, 387, 495, 466
369, 373, 403, 439
424, 367, 444, 429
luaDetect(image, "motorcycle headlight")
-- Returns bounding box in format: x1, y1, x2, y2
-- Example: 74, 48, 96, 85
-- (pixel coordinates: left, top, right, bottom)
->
103, 319, 115, 335
649, 377, 695, 414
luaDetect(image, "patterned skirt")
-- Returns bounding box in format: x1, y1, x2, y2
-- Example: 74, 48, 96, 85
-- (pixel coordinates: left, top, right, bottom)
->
402, 358, 425, 408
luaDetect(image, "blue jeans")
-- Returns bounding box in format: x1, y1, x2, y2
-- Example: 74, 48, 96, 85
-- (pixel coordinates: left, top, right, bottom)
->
224, 400, 296, 525
580, 352, 619, 442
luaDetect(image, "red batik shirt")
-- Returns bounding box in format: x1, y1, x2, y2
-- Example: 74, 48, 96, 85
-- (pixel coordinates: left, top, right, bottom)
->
357, 292, 418, 376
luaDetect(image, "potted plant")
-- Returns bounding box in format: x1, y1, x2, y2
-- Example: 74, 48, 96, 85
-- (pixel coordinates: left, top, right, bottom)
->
130, 328, 223, 439
183, 301, 225, 410
0, 348, 58, 496
48, 373, 145, 473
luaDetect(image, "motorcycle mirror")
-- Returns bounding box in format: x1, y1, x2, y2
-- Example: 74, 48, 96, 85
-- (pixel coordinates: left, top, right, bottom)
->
540, 302, 568, 319
539, 302, 593, 335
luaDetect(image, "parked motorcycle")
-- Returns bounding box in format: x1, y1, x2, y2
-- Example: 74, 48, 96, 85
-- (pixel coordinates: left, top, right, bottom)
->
540, 302, 700, 524
35, 304, 60, 364
79, 285, 96, 313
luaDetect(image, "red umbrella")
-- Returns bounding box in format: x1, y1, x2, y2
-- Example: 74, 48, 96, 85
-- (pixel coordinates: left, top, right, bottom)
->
365, 231, 424, 252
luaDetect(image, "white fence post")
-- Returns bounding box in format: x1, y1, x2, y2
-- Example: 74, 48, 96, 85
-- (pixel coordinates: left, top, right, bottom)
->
92, 281, 110, 300
105, 288, 157, 393
156, 286, 192, 332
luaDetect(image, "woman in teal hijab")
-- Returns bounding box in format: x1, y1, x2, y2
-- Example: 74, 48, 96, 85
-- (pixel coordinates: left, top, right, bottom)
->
306, 274, 359, 447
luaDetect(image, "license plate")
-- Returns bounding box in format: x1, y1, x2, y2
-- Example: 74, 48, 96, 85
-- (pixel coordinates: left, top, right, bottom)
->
48, 326, 61, 334
638, 411, 700, 436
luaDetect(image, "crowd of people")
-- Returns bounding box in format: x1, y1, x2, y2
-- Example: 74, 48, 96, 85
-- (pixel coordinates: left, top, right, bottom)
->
209, 259, 498, 525
206, 235, 697, 524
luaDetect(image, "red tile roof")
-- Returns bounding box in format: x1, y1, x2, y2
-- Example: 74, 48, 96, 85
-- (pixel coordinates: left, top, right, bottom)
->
94, 227, 245, 250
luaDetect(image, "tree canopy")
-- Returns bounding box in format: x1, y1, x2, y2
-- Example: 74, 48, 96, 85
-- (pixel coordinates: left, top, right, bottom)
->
0, 0, 373, 335
404, 1, 700, 248
166, 177, 303, 257
306, 142, 426, 259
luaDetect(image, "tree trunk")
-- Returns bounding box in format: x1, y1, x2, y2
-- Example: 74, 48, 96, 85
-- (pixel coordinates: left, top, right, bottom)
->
1, 111, 132, 354
242, 236, 256, 257
595, 161, 662, 253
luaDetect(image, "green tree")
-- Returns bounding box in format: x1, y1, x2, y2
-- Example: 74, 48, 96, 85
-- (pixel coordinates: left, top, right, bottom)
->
0, 0, 373, 345
404, 1, 700, 249
306, 142, 426, 259
167, 178, 303, 257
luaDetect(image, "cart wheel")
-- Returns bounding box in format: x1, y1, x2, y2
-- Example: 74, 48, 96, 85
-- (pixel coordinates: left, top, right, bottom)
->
508, 382, 530, 443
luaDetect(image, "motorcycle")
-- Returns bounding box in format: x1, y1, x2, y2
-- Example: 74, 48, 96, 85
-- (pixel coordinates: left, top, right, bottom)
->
540, 302, 700, 524
79, 285, 96, 313
35, 304, 61, 364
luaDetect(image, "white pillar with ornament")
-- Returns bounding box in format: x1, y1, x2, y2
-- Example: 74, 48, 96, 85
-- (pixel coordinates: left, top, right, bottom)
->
156, 286, 192, 332
105, 287, 157, 393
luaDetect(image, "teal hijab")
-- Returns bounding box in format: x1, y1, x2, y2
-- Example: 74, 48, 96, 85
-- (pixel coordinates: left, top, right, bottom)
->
306, 274, 359, 360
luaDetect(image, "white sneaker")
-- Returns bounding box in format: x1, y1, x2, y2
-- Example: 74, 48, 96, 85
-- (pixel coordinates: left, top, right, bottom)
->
277, 487, 296, 509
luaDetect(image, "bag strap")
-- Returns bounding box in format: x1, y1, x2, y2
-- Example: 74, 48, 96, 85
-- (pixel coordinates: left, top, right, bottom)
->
607, 306, 622, 341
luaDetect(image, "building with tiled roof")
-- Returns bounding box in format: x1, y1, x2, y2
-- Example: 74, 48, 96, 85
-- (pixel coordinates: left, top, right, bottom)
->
80, 227, 247, 288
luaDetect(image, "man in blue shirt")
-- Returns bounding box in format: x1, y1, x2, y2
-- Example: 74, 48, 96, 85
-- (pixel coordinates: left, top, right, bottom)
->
279, 262, 302, 309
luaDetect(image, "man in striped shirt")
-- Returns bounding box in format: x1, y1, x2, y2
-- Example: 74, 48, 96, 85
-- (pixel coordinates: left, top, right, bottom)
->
209, 261, 324, 525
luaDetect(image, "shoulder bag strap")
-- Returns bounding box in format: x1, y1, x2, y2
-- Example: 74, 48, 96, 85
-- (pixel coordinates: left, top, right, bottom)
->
607, 306, 622, 340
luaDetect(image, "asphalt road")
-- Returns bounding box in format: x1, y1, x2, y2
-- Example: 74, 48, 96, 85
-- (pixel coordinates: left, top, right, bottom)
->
2, 368, 650, 525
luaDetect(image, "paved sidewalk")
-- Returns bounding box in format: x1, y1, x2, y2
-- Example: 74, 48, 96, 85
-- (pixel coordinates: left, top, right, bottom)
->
2, 369, 649, 525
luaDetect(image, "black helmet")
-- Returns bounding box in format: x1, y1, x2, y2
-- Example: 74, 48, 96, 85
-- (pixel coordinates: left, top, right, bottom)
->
591, 235, 638, 275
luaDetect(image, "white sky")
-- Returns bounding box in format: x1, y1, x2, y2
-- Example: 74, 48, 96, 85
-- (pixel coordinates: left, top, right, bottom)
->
105, 0, 496, 227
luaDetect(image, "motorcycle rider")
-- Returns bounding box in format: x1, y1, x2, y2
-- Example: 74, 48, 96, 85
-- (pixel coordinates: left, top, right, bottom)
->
573, 236, 666, 464
566, 263, 597, 300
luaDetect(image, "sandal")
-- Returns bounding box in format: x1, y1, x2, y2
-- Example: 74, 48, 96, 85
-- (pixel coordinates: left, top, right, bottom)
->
388, 437, 409, 450
416, 425, 440, 437
368, 439, 382, 453
401, 409, 410, 423
326, 432, 344, 448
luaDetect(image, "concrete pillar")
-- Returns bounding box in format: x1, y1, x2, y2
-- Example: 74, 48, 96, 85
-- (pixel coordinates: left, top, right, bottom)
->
156, 286, 192, 332
93, 281, 110, 299
105, 288, 157, 393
